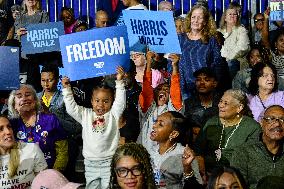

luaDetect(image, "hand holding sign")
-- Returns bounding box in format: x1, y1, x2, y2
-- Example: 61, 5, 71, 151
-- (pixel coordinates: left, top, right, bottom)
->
61, 76, 71, 88
16, 27, 27, 37
168, 53, 180, 65
146, 50, 156, 72
116, 66, 125, 81
169, 53, 180, 75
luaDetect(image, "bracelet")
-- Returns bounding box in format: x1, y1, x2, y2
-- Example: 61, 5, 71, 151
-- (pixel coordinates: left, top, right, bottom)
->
183, 170, 194, 180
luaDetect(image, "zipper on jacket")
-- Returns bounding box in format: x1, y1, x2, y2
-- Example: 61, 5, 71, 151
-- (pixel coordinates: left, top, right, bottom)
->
273, 156, 276, 168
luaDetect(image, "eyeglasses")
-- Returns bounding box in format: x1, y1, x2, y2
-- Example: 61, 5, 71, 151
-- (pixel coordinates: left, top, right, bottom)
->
226, 13, 238, 17
254, 18, 264, 23
115, 165, 142, 178
263, 117, 284, 125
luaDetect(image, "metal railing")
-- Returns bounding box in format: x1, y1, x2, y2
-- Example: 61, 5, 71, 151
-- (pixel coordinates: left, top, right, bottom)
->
13, 0, 268, 26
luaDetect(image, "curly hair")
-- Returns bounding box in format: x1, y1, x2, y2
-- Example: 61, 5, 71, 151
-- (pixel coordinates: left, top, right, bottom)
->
207, 166, 246, 189
223, 89, 252, 117
109, 143, 156, 189
184, 4, 217, 44
7, 84, 41, 119
248, 63, 278, 96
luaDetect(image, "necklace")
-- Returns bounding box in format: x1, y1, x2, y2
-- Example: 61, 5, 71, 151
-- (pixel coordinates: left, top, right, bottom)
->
215, 117, 243, 161
164, 143, 177, 154
21, 114, 38, 128
257, 93, 267, 110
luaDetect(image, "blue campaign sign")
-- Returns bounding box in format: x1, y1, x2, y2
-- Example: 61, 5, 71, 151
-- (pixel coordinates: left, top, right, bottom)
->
270, 0, 284, 21
59, 25, 130, 81
0, 47, 20, 90
122, 10, 181, 54
21, 21, 64, 54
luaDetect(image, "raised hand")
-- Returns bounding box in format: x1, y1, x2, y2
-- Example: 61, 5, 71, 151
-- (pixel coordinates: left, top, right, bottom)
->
116, 66, 125, 81
61, 76, 71, 88
16, 28, 27, 36
182, 144, 195, 174
168, 53, 180, 66
169, 53, 180, 75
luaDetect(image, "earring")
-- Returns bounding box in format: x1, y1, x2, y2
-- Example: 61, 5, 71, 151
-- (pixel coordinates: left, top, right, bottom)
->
237, 112, 240, 118
169, 137, 173, 142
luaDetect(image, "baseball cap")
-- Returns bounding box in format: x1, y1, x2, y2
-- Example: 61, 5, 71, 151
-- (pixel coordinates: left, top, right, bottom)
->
31, 169, 82, 189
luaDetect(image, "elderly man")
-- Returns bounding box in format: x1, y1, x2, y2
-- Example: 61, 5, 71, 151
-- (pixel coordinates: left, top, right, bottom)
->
158, 1, 173, 11
95, 10, 109, 28
231, 105, 284, 189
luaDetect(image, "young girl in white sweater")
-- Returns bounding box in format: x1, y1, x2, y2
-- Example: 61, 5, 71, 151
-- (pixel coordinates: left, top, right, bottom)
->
61, 67, 126, 189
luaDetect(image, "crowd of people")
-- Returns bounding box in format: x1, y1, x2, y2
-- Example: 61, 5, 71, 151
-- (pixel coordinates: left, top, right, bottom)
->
0, 0, 284, 189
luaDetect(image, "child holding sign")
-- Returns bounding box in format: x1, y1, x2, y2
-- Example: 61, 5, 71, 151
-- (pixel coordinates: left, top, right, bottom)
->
137, 51, 183, 155
61, 66, 126, 189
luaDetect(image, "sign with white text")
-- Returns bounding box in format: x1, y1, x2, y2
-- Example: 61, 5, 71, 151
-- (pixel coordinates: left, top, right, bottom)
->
122, 10, 181, 54
59, 26, 130, 81
21, 22, 64, 54
270, 0, 284, 21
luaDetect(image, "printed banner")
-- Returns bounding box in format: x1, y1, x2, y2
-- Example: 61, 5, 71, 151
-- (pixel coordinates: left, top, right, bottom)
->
122, 10, 181, 54
59, 25, 130, 81
270, 0, 284, 21
21, 21, 64, 54
0, 46, 20, 90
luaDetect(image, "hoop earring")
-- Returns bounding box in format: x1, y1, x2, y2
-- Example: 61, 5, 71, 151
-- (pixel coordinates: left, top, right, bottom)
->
237, 112, 240, 118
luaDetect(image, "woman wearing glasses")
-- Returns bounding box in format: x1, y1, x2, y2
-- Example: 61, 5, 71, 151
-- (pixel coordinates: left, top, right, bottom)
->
248, 63, 284, 121
218, 3, 250, 79
109, 143, 156, 189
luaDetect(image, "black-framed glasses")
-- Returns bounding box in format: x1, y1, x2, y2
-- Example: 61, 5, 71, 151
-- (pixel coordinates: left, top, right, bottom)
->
263, 117, 284, 124
115, 165, 142, 178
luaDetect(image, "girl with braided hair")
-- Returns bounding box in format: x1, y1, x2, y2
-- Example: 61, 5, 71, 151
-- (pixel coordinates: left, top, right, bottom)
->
109, 143, 156, 189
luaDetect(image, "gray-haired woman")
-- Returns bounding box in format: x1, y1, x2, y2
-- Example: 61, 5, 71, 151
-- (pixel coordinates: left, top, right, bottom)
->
8, 84, 68, 172
194, 89, 261, 173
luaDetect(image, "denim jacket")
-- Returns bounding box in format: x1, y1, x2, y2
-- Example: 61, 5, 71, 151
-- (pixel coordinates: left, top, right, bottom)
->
37, 90, 82, 137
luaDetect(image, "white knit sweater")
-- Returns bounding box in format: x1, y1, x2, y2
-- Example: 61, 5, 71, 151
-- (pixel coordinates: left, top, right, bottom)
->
62, 80, 126, 160
219, 25, 250, 61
